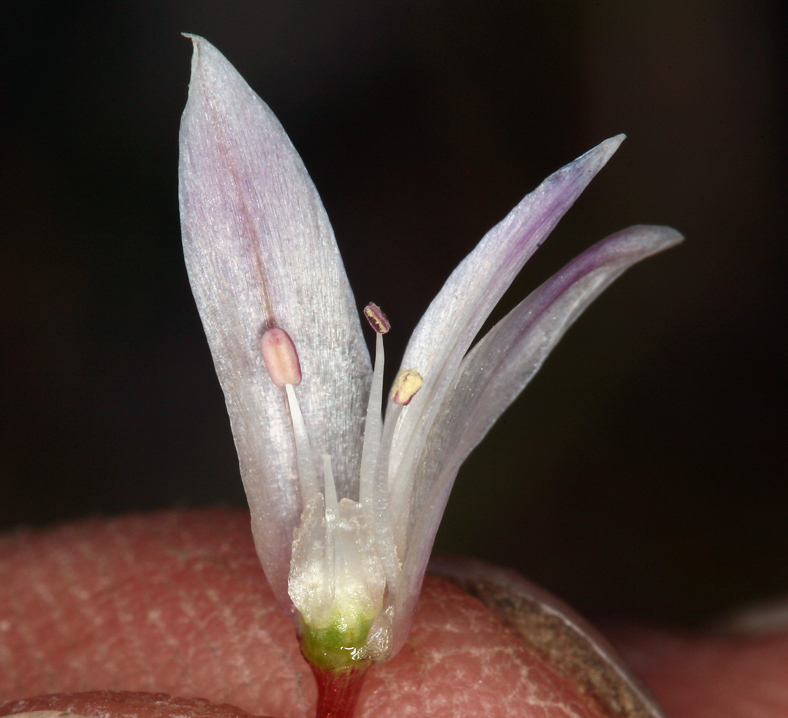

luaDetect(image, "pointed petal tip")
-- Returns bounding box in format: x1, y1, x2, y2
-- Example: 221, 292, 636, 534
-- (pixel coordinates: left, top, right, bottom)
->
627, 224, 685, 253
181, 35, 234, 90
653, 224, 684, 246
546, 134, 626, 194
182, 34, 207, 89
180, 32, 208, 48
587, 133, 626, 167
180, 33, 207, 59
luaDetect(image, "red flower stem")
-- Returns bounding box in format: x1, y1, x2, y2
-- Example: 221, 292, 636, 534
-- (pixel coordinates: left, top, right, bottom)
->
309, 660, 371, 718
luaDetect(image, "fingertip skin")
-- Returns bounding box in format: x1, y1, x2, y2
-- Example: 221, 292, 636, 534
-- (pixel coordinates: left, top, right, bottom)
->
0, 510, 614, 717
0, 690, 274, 718
0, 509, 310, 717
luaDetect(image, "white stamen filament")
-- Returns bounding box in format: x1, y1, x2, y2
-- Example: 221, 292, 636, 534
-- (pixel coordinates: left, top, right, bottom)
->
285, 383, 319, 502
323, 454, 338, 516
372, 402, 405, 588
359, 331, 384, 508
322, 453, 337, 611
355, 328, 400, 590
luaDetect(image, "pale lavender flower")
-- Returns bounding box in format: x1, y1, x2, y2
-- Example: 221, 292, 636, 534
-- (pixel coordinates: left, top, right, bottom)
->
178, 35, 681, 672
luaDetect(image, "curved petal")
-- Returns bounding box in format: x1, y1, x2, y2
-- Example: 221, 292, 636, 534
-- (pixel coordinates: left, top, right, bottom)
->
178, 36, 371, 611
385, 136, 625, 555
389, 225, 683, 654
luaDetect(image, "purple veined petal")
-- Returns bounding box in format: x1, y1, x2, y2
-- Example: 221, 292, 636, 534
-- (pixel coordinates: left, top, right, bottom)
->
387, 225, 683, 655
385, 136, 624, 556
437, 224, 684, 471
178, 36, 371, 613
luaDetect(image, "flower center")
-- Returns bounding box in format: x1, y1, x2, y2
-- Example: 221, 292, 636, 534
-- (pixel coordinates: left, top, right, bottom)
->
260, 307, 410, 667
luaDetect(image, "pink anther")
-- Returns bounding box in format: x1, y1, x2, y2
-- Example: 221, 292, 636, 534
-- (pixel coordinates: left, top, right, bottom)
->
261, 327, 302, 387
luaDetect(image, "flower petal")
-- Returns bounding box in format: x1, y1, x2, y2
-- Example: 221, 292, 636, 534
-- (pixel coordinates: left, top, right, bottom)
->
440, 224, 683, 469
178, 36, 371, 611
386, 136, 624, 553
389, 225, 683, 652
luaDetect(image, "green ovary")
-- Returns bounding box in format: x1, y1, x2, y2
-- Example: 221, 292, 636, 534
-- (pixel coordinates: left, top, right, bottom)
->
300, 613, 374, 671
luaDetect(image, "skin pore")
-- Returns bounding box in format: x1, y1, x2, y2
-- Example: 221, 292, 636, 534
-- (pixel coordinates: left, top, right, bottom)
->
1, 508, 787, 718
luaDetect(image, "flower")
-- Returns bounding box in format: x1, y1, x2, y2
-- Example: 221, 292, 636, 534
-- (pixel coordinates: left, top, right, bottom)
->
178, 35, 681, 676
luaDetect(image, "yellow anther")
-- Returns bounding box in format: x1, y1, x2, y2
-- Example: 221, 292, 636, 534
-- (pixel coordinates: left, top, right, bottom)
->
391, 368, 423, 406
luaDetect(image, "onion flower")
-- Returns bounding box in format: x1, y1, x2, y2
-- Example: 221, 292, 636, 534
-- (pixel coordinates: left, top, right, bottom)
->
178, 35, 681, 717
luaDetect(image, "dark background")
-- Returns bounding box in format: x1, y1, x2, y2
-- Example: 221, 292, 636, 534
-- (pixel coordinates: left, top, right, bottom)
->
2, 1, 786, 628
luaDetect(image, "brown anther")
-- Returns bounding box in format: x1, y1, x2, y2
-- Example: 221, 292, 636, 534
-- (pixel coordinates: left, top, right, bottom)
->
363, 303, 390, 335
